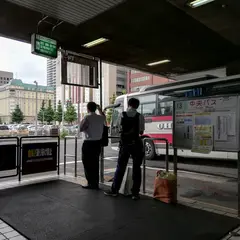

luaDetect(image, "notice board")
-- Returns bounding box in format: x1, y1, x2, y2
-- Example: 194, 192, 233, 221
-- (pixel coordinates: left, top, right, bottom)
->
173, 95, 240, 152
22, 142, 57, 175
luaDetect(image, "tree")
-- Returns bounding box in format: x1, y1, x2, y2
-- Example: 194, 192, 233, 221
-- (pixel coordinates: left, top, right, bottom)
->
54, 100, 63, 124
38, 100, 45, 124
122, 89, 127, 95
106, 93, 116, 124
44, 100, 55, 124
64, 100, 77, 124
11, 105, 24, 124
0, 118, 2, 124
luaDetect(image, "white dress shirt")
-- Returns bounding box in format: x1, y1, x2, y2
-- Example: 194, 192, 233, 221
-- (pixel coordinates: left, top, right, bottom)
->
80, 112, 105, 141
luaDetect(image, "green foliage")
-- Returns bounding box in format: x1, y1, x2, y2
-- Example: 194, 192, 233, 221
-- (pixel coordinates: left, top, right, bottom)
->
0, 118, 2, 124
122, 89, 127, 94
11, 105, 24, 124
54, 100, 63, 124
64, 101, 77, 124
38, 100, 45, 124
106, 93, 116, 124
60, 128, 68, 139
44, 100, 55, 124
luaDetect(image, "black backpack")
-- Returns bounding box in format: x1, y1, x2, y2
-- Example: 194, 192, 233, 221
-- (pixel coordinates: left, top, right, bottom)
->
120, 112, 140, 144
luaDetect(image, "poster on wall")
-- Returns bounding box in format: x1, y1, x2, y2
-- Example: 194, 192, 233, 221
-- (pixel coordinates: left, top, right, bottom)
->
22, 142, 57, 175
0, 145, 16, 171
191, 125, 213, 154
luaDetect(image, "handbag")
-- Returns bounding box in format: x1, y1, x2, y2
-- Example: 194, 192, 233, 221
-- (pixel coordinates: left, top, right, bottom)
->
101, 125, 109, 147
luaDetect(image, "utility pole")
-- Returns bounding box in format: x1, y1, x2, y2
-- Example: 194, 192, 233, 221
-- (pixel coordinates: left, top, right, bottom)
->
34, 81, 38, 135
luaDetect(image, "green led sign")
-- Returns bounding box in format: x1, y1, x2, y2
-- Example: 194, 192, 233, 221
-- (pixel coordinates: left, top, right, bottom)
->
31, 33, 58, 59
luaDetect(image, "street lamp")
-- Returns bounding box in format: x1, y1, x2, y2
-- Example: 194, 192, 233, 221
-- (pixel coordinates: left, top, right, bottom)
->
34, 81, 38, 135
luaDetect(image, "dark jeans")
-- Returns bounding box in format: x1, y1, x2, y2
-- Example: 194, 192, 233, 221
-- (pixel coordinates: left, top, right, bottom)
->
82, 140, 101, 187
112, 140, 144, 195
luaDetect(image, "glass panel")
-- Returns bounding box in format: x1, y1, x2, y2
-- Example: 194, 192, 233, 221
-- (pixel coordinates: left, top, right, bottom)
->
141, 103, 156, 116
157, 96, 173, 116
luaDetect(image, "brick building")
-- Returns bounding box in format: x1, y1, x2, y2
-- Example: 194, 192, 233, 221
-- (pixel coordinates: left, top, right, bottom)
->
127, 70, 174, 93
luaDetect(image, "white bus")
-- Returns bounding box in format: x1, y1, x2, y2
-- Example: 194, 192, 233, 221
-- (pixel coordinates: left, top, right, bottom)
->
110, 83, 238, 161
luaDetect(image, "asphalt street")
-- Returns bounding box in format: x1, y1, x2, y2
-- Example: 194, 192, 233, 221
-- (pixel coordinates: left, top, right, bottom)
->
61, 139, 238, 210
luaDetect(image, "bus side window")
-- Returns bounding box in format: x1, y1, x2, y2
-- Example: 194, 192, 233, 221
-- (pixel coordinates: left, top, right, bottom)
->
141, 102, 155, 116
157, 101, 173, 116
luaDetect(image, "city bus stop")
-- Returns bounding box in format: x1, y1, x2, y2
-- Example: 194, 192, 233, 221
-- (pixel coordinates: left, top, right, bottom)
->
0, 0, 240, 239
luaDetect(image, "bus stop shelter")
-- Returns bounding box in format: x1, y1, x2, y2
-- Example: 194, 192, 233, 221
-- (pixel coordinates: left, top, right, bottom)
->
0, 0, 240, 239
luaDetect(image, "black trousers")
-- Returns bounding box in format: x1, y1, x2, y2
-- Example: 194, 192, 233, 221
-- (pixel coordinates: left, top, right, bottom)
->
82, 140, 101, 187
112, 140, 144, 195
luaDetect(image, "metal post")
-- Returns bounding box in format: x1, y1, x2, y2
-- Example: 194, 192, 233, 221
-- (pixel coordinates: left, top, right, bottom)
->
143, 139, 146, 194
100, 147, 104, 183
19, 143, 22, 182
64, 137, 67, 175
75, 136, 78, 177
165, 141, 169, 172
34, 81, 38, 135
99, 59, 104, 183
173, 147, 177, 176
57, 137, 60, 175
238, 151, 240, 217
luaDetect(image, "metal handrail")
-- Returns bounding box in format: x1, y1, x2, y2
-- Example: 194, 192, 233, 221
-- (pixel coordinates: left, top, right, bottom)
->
64, 136, 78, 177
142, 137, 169, 194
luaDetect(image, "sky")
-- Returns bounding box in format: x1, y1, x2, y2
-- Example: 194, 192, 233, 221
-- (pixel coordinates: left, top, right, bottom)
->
0, 37, 47, 85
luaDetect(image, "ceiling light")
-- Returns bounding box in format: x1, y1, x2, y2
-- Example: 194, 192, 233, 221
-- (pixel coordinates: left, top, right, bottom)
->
147, 59, 171, 66
189, 0, 215, 8
83, 38, 109, 48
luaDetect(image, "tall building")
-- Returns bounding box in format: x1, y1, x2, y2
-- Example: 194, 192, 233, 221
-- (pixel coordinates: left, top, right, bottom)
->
47, 58, 58, 107
0, 70, 13, 86
127, 70, 173, 93
116, 67, 127, 95
0, 79, 54, 123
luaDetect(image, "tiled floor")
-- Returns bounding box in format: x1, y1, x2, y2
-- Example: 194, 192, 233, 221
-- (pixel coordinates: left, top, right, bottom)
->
0, 220, 26, 240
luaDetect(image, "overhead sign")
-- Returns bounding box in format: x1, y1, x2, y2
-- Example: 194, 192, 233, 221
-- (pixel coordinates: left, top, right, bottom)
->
22, 142, 57, 175
184, 88, 205, 98
0, 145, 16, 171
61, 51, 98, 88
31, 33, 58, 59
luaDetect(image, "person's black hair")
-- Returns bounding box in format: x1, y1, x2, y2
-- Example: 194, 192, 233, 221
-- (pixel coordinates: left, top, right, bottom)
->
87, 102, 97, 112
128, 98, 140, 109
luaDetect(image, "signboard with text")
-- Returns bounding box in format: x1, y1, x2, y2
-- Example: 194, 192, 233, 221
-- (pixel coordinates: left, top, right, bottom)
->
22, 142, 57, 175
0, 145, 16, 171
31, 34, 58, 59
61, 51, 98, 88
174, 95, 240, 152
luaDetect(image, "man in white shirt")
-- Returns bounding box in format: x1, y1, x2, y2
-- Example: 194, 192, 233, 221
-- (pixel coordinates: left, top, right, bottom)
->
105, 98, 145, 199
80, 102, 105, 189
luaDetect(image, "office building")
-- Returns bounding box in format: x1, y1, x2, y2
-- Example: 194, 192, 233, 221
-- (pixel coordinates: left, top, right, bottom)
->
0, 70, 13, 86
116, 66, 127, 95
127, 70, 173, 93
0, 79, 54, 123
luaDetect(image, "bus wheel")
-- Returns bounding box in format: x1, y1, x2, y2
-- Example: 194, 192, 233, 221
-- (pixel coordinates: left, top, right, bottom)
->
144, 139, 156, 160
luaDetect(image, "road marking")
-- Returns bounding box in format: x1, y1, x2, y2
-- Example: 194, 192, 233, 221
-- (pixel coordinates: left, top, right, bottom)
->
60, 160, 226, 183
104, 157, 118, 160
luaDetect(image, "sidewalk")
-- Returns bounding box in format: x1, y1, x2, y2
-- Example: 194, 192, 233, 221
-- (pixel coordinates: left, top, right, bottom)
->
0, 176, 238, 240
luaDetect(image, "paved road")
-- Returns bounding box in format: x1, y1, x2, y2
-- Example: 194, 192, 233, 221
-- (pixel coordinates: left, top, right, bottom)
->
61, 139, 238, 210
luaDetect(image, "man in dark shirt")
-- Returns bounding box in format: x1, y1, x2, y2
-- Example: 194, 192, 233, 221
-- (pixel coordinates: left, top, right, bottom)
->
104, 98, 145, 199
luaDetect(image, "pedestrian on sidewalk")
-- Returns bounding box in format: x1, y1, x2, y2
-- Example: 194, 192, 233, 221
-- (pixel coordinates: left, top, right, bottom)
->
104, 98, 145, 200
80, 102, 106, 189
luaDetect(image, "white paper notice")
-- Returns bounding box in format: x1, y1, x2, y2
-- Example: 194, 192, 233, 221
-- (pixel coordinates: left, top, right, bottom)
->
227, 113, 236, 136
216, 116, 228, 141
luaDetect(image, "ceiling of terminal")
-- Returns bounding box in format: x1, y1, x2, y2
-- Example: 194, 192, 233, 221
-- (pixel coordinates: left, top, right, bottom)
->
1, 0, 240, 77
